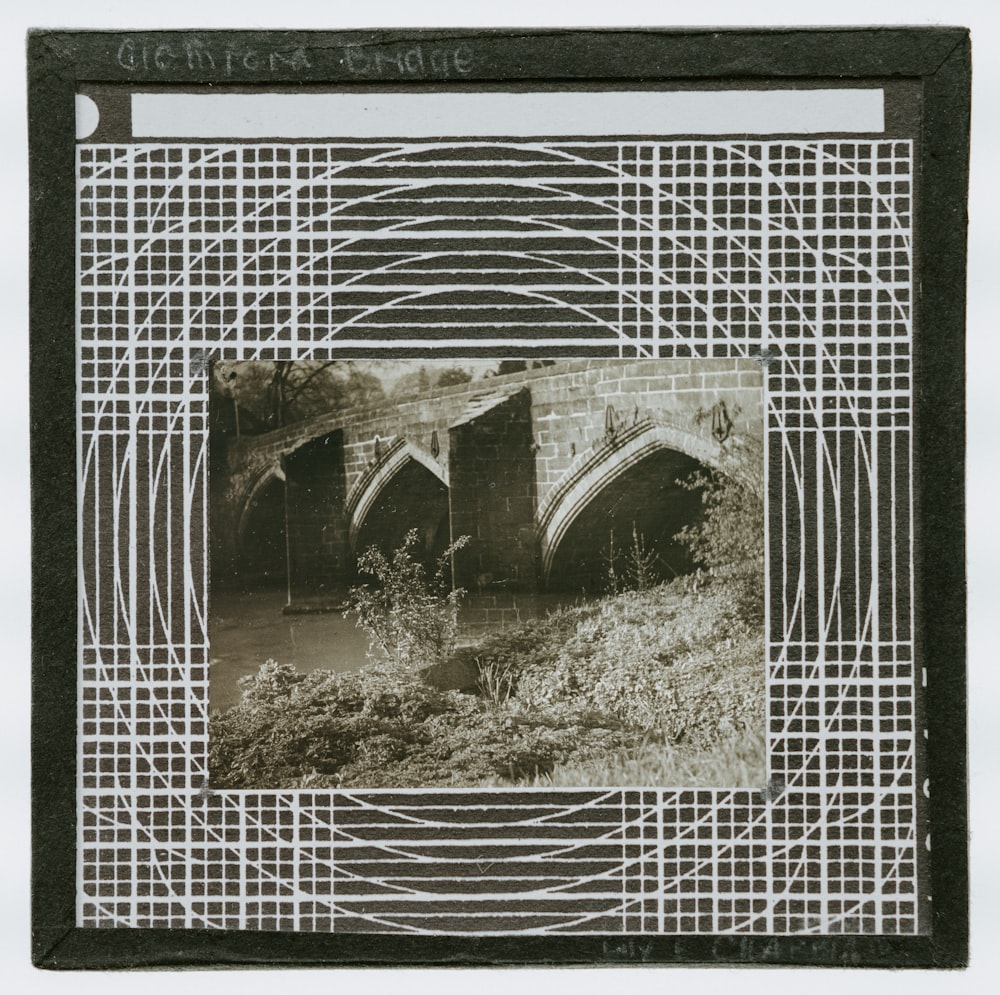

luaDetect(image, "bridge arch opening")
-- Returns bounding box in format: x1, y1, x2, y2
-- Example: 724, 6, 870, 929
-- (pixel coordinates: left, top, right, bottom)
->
351, 457, 451, 577
545, 446, 705, 594
233, 472, 287, 592
538, 422, 724, 595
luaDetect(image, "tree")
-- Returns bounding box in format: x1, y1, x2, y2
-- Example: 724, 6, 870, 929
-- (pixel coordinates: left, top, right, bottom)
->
495, 360, 528, 376
390, 366, 435, 401
211, 360, 386, 434
434, 367, 474, 388
490, 360, 555, 377
266, 360, 327, 427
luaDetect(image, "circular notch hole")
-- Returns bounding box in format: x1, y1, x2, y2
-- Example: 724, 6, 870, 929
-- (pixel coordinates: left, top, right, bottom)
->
76, 94, 99, 140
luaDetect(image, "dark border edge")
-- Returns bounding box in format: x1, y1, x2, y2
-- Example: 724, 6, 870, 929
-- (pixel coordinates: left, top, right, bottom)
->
27, 25, 971, 970
913, 29, 971, 970
29, 29, 82, 970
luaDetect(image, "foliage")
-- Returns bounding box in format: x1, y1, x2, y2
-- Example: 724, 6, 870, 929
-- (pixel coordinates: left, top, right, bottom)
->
209, 659, 632, 789
475, 655, 515, 708
389, 365, 434, 400
486, 360, 556, 377
211, 360, 385, 433
601, 524, 661, 594
481, 725, 766, 789
503, 581, 764, 747
674, 434, 765, 624
346, 529, 470, 672
389, 365, 477, 400
626, 523, 660, 591
212, 559, 766, 790
433, 366, 475, 388
601, 529, 622, 595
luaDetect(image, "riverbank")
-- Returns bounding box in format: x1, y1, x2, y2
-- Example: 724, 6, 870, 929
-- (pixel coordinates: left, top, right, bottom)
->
208, 587, 587, 711
209, 573, 765, 789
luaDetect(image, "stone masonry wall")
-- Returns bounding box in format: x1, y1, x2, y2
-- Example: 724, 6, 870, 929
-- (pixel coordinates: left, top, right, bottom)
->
527, 359, 762, 504
217, 359, 763, 586
448, 389, 537, 593
227, 359, 761, 512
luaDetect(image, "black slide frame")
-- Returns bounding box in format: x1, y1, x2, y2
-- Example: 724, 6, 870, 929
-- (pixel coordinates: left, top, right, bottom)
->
29, 27, 969, 968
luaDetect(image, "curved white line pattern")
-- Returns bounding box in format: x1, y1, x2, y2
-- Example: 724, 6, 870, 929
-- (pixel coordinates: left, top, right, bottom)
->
76, 139, 917, 936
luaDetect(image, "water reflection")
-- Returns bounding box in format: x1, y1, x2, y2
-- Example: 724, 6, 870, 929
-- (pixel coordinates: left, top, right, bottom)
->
208, 589, 372, 712
209, 588, 587, 712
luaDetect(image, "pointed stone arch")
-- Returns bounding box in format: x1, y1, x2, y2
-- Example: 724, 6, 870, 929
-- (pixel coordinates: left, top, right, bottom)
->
226, 462, 289, 588
345, 438, 448, 552
536, 419, 723, 582
236, 462, 285, 547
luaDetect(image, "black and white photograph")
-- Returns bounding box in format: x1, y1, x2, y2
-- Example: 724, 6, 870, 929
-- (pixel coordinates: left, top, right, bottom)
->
208, 357, 764, 789
70, 80, 929, 936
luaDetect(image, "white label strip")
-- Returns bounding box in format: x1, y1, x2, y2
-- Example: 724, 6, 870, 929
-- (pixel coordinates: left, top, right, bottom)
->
131, 89, 885, 138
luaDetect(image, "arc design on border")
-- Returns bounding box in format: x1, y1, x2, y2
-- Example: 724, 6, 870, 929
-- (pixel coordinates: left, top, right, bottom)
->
345, 437, 448, 551
536, 418, 723, 582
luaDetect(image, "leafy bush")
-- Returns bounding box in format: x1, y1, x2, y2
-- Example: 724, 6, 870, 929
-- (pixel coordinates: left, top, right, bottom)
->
511, 581, 764, 747
345, 529, 470, 671
212, 536, 766, 789
674, 434, 765, 624
438, 576, 764, 753
210, 658, 633, 789
485, 726, 767, 789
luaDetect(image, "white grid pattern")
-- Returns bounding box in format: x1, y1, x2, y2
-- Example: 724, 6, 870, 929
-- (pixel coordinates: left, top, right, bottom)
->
76, 139, 919, 934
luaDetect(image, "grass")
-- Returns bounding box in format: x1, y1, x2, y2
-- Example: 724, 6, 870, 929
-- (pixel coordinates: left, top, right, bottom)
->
468, 574, 764, 749
211, 574, 766, 790
478, 725, 766, 789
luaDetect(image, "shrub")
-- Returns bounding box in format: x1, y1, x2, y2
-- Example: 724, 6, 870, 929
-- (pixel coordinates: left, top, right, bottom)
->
346, 529, 470, 671
512, 581, 764, 746
674, 434, 765, 624
625, 523, 660, 591
601, 529, 622, 595
458, 603, 591, 693
212, 661, 455, 788
210, 657, 634, 789
211, 528, 767, 789
601, 523, 661, 594
496, 725, 767, 789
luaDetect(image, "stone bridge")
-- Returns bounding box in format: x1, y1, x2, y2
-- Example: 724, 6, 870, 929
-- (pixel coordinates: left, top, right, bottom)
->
212, 359, 762, 609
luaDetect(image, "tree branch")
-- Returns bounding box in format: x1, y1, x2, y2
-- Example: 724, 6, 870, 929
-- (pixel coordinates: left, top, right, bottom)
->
283, 361, 341, 406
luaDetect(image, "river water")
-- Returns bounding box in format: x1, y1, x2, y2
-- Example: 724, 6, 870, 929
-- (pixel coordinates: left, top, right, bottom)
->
208, 589, 372, 712
209, 588, 582, 712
